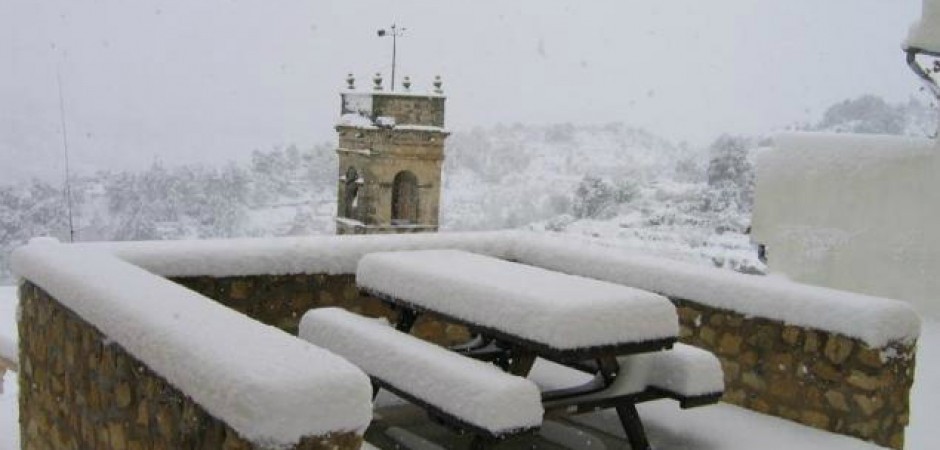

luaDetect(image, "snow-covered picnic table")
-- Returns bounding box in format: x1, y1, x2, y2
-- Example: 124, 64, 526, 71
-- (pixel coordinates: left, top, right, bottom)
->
304, 250, 724, 449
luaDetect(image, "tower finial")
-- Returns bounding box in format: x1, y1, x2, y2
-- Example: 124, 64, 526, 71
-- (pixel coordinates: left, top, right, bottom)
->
432, 75, 443, 94
402, 76, 412, 92
373, 72, 384, 91
346, 73, 355, 90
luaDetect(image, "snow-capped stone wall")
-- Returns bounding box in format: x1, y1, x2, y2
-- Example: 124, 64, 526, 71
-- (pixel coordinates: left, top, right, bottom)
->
12, 242, 373, 450
12, 232, 920, 449
675, 299, 913, 449
16, 283, 365, 450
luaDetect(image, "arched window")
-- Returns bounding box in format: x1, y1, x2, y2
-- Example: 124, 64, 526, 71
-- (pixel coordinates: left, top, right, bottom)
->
344, 167, 359, 218
392, 171, 418, 224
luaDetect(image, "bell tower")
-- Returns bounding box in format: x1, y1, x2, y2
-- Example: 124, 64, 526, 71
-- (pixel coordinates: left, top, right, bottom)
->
334, 73, 448, 235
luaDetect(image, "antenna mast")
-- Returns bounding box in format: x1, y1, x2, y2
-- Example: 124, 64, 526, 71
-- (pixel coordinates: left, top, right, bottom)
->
377, 24, 406, 91
56, 67, 76, 242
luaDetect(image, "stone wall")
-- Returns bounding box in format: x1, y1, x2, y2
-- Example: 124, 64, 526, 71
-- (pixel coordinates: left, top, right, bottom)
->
171, 274, 470, 345
674, 298, 915, 449
371, 93, 445, 127
335, 127, 445, 231
16, 282, 362, 450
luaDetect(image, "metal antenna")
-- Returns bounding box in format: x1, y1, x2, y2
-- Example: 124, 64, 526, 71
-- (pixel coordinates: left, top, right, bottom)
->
56, 67, 76, 242
377, 24, 406, 91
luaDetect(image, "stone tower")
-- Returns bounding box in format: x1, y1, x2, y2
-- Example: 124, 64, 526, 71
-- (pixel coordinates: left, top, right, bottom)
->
334, 73, 448, 235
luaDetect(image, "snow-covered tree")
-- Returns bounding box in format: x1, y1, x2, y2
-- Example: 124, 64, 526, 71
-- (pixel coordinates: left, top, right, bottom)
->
572, 176, 615, 219
808, 95, 934, 137
704, 135, 755, 215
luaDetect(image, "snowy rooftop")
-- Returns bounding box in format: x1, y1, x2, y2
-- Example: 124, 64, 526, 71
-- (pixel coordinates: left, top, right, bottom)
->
905, 0, 940, 53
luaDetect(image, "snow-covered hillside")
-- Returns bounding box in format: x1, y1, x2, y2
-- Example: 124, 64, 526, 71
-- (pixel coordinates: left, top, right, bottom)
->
0, 95, 933, 283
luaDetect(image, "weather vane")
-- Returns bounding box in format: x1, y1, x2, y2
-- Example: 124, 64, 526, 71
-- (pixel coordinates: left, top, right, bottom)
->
377, 23, 406, 91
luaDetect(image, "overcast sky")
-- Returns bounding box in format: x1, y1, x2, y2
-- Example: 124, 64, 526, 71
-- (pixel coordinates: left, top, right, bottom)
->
0, 0, 926, 182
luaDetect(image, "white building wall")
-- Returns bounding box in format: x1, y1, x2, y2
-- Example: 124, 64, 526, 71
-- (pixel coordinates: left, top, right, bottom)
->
752, 132, 940, 318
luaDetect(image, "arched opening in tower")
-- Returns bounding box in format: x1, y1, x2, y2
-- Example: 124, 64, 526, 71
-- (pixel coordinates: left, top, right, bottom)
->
392, 171, 419, 224
344, 167, 360, 219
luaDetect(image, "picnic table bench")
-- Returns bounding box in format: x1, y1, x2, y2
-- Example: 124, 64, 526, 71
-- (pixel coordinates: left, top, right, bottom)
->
301, 249, 724, 449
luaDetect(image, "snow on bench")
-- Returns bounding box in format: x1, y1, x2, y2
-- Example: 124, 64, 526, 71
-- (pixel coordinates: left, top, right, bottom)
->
356, 249, 679, 351
11, 241, 373, 446
299, 307, 544, 437
615, 344, 724, 400
536, 343, 724, 410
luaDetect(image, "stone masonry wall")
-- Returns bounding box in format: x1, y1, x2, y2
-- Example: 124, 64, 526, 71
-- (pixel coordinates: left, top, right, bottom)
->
371, 94, 445, 127
17, 281, 361, 450
674, 298, 915, 449
171, 274, 470, 346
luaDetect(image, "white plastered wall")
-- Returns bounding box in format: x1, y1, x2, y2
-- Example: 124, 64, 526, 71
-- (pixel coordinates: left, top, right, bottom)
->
752, 132, 940, 318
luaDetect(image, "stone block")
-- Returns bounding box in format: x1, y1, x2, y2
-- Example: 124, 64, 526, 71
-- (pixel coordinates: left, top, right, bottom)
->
781, 326, 801, 346
725, 315, 744, 327
853, 394, 885, 416
723, 388, 746, 405
848, 419, 881, 439
708, 313, 724, 327
699, 326, 717, 345
718, 333, 743, 356
800, 411, 830, 429
720, 360, 741, 381
856, 346, 884, 368
739, 351, 759, 368
804, 330, 821, 353
812, 361, 842, 383
824, 390, 850, 412
229, 281, 252, 301
824, 335, 855, 365
767, 352, 793, 373
742, 372, 766, 391
847, 370, 882, 391
767, 377, 800, 400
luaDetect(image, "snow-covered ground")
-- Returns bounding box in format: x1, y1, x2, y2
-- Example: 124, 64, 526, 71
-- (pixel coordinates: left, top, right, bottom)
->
0, 286, 15, 365
1, 286, 937, 449
1, 286, 19, 450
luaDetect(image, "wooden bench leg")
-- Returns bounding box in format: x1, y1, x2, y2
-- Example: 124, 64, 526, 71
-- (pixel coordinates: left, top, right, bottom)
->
395, 308, 418, 333
468, 435, 491, 450
616, 403, 651, 450
507, 350, 536, 377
